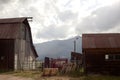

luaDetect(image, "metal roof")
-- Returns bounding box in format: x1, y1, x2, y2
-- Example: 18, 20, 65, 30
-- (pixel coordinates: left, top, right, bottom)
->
82, 33, 120, 49
0, 17, 27, 39
0, 23, 20, 39
0, 17, 26, 24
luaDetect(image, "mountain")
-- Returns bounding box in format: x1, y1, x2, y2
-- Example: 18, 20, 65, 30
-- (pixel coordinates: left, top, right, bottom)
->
34, 36, 82, 60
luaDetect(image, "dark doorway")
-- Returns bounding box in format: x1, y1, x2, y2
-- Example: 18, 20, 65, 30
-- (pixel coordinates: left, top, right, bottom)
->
0, 39, 14, 71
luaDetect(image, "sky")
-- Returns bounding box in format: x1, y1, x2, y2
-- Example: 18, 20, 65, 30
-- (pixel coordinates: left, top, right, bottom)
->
0, 0, 120, 43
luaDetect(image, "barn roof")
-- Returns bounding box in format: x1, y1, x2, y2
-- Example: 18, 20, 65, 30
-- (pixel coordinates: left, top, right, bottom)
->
0, 17, 28, 39
0, 17, 38, 57
82, 33, 120, 49
0, 18, 25, 24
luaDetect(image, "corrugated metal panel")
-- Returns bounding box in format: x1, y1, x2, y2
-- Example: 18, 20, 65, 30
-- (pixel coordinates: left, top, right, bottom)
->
115, 37, 120, 48
0, 23, 20, 39
94, 37, 110, 48
0, 18, 25, 24
82, 33, 120, 49
83, 37, 96, 48
108, 37, 117, 48
0, 18, 27, 39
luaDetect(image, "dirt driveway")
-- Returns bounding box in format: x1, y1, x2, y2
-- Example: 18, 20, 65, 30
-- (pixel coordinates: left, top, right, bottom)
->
0, 74, 80, 80
0, 75, 33, 80
38, 77, 79, 80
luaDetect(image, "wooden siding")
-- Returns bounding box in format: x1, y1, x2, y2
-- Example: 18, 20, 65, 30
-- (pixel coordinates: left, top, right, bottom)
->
14, 39, 36, 70
83, 49, 120, 74
14, 39, 26, 70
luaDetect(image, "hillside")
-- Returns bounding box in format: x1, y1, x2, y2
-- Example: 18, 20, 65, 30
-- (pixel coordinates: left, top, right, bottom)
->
34, 36, 82, 60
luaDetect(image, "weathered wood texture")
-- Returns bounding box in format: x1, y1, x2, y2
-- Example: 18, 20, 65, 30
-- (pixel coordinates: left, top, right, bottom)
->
82, 34, 120, 75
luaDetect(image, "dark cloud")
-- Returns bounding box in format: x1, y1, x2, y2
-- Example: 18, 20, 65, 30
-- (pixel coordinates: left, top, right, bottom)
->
76, 2, 120, 33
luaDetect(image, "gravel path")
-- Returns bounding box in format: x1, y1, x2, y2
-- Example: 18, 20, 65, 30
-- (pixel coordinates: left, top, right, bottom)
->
0, 75, 33, 80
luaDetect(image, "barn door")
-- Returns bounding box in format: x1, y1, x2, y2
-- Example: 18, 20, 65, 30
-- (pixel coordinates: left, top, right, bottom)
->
0, 39, 14, 71
0, 53, 6, 71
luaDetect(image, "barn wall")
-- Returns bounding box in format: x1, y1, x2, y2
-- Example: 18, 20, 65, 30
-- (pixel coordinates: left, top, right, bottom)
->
14, 39, 26, 70
14, 39, 34, 70
23, 23, 36, 70
29, 48, 36, 69
31, 47, 36, 69
14, 22, 37, 71
14, 23, 27, 70
83, 49, 120, 74
23, 39, 36, 70
18, 23, 36, 70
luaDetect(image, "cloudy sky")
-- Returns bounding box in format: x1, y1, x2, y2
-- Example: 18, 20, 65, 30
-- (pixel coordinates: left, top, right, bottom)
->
0, 0, 120, 43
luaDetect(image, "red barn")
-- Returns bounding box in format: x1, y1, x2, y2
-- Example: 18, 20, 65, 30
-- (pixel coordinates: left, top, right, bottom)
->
82, 33, 120, 74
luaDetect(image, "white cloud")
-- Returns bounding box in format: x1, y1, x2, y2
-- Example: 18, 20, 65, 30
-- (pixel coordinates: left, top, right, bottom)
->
0, 0, 119, 43
75, 2, 120, 34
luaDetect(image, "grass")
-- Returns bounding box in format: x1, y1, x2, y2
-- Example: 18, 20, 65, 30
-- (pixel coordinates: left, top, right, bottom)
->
0, 70, 42, 79
60, 67, 84, 77
59, 67, 120, 80
1, 70, 120, 80
13, 71, 42, 79
81, 75, 120, 80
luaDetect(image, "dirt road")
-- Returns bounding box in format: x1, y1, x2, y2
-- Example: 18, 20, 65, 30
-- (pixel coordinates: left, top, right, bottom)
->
38, 77, 79, 80
0, 75, 33, 80
0, 74, 80, 80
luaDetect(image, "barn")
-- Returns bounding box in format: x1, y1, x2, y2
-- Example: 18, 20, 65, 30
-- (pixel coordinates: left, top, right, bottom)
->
82, 33, 120, 74
0, 17, 38, 71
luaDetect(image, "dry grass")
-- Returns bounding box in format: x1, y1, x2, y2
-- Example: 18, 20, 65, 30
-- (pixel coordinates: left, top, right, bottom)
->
1, 71, 120, 80
0, 70, 41, 79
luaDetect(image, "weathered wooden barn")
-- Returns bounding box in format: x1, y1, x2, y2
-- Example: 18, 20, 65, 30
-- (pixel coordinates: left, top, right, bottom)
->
82, 33, 120, 74
0, 17, 38, 71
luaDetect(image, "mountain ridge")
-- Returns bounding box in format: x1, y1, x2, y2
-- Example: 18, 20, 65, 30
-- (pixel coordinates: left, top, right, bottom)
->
34, 36, 82, 60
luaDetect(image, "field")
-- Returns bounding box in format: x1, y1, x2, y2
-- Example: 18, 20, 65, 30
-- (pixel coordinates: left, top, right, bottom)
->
0, 71, 120, 80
